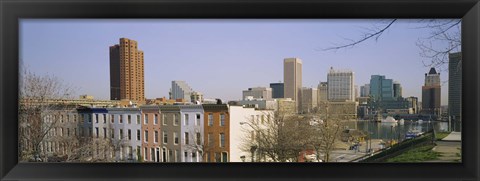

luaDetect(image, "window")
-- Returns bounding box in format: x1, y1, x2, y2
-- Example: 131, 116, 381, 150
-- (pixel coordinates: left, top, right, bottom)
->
162, 114, 166, 125
137, 115, 140, 124
87, 114, 91, 123
220, 114, 225, 126
74, 115, 77, 122
196, 114, 201, 126
119, 115, 123, 124
67, 128, 70, 136
103, 128, 107, 138
144, 130, 149, 142
137, 129, 141, 141
111, 128, 115, 139
154, 114, 158, 125
219, 133, 225, 147
60, 115, 64, 123
110, 115, 114, 123
128, 129, 132, 140
89, 127, 92, 137
184, 114, 189, 125
144, 114, 149, 124
119, 129, 123, 140
196, 132, 201, 145
174, 132, 179, 144
128, 115, 131, 124
208, 113, 213, 126
154, 131, 158, 143
208, 133, 213, 147
184, 132, 189, 145
184, 152, 188, 161
174, 114, 179, 125
103, 114, 107, 123
192, 152, 197, 162
95, 114, 99, 123
163, 131, 168, 144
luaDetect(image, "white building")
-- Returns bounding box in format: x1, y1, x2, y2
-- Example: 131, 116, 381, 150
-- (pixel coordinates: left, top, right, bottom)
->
327, 67, 355, 102
242, 87, 273, 101
229, 105, 274, 162
360, 84, 370, 97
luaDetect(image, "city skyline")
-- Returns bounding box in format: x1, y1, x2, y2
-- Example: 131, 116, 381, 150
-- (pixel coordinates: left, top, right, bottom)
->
20, 19, 458, 105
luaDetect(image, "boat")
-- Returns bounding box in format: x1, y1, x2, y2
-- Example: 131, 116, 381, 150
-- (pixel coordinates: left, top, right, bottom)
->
381, 116, 398, 123
418, 119, 423, 123
399, 119, 405, 125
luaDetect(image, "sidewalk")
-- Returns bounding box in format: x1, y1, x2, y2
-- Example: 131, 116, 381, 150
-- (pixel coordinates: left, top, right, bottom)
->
442, 132, 461, 141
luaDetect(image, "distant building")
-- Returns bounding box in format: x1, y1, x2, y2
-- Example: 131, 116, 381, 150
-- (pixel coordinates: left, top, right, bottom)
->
317, 82, 328, 103
242, 87, 272, 101
109, 38, 145, 103
270, 83, 284, 99
370, 75, 394, 101
360, 84, 370, 97
406, 96, 419, 114
139, 105, 162, 162
300, 87, 318, 114
191, 91, 204, 103
327, 67, 355, 102
422, 68, 442, 117
448, 52, 462, 131
230, 98, 277, 111
170, 81, 193, 103
284, 58, 302, 110
317, 101, 357, 120
393, 82, 402, 99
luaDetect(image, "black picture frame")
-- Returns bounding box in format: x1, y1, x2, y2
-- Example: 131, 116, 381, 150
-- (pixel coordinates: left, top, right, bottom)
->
1, 0, 479, 180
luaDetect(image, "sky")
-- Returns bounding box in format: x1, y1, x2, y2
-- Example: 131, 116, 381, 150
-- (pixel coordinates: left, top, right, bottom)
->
20, 19, 460, 105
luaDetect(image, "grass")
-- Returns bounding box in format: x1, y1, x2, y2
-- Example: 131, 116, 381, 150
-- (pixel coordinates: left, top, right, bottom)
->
435, 132, 451, 140
386, 144, 441, 162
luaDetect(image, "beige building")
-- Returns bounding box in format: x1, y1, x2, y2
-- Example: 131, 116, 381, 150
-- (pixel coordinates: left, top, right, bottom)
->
283, 58, 302, 111
317, 82, 328, 104
300, 87, 318, 114
276, 98, 296, 116
110, 38, 145, 103
317, 101, 357, 120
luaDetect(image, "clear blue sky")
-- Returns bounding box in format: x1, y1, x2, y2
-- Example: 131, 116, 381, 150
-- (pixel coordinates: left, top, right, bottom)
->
20, 19, 459, 105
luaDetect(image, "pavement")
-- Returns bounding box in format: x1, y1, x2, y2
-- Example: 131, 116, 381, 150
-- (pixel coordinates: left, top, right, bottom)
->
328, 139, 385, 162
428, 141, 462, 162
442, 131, 461, 141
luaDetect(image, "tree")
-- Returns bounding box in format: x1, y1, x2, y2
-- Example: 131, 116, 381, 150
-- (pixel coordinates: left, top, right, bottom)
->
309, 101, 350, 162
18, 68, 74, 162
323, 19, 461, 71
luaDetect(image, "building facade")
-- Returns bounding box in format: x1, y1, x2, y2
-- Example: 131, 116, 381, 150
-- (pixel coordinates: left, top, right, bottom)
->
422, 68, 442, 117
270, 83, 284, 99
203, 104, 230, 162
300, 87, 318, 114
139, 105, 162, 162
360, 84, 370, 97
170, 81, 193, 103
283, 58, 302, 110
242, 87, 273, 100
448, 52, 462, 131
327, 67, 355, 102
109, 38, 145, 103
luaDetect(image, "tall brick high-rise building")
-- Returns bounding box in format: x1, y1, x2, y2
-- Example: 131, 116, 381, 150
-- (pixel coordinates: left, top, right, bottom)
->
110, 38, 145, 102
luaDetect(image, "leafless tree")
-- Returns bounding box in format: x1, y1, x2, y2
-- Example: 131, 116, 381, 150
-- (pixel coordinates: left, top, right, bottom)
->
323, 19, 461, 71
18, 68, 74, 162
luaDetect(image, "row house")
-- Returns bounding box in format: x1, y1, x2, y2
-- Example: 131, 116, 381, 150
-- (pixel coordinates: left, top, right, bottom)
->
139, 105, 162, 162
203, 104, 229, 162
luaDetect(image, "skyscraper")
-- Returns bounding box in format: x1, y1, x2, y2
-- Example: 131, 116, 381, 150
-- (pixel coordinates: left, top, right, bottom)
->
393, 81, 402, 99
370, 75, 393, 101
283, 58, 302, 109
422, 68, 441, 116
317, 82, 328, 103
170, 81, 193, 102
327, 67, 355, 102
270, 83, 284, 99
449, 52, 462, 131
300, 87, 318, 114
110, 38, 145, 102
